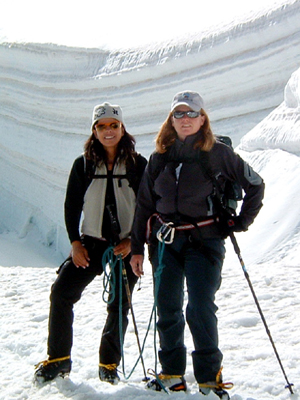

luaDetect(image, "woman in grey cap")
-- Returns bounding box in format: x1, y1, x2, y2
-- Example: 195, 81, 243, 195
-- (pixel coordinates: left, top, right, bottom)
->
130, 91, 264, 399
35, 102, 147, 385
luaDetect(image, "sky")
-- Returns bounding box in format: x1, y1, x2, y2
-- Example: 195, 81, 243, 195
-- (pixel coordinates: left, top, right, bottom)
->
0, 0, 288, 49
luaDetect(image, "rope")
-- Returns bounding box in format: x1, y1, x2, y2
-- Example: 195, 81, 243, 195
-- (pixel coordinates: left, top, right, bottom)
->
100, 241, 167, 388
151, 238, 169, 393
101, 247, 154, 381
101, 242, 233, 394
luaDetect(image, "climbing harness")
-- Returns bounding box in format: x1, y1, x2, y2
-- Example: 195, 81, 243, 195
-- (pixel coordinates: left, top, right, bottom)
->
147, 213, 216, 244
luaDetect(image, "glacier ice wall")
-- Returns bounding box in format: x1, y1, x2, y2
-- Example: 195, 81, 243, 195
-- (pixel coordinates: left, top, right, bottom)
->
0, 0, 300, 257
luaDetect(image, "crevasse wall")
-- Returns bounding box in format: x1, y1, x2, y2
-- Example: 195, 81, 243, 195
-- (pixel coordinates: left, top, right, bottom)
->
0, 0, 300, 257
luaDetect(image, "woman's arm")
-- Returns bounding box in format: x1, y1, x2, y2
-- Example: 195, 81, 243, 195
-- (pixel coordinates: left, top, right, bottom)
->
64, 155, 87, 243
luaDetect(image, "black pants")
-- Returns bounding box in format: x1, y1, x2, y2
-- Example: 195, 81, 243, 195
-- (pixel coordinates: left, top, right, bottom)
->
150, 230, 225, 383
47, 236, 137, 365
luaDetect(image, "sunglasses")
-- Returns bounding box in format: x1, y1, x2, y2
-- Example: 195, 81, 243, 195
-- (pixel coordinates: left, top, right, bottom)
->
95, 122, 121, 131
172, 111, 200, 119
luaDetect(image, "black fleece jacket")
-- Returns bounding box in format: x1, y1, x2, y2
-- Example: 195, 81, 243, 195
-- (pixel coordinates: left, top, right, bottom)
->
64, 153, 147, 244
131, 134, 265, 255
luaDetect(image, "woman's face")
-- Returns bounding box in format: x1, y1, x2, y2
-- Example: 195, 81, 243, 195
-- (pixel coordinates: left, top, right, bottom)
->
171, 105, 205, 141
93, 118, 124, 151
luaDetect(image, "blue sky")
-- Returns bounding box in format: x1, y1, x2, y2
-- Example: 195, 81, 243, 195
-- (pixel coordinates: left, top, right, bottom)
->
0, 0, 287, 49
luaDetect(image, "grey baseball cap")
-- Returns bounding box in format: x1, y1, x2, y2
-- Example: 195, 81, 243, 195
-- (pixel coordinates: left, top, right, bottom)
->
92, 102, 124, 129
171, 91, 204, 112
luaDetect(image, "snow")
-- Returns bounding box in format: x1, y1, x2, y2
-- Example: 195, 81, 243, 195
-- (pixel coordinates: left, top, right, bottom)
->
1, 1, 300, 399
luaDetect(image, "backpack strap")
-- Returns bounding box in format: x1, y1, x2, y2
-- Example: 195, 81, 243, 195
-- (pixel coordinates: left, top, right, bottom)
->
83, 156, 96, 190
83, 154, 144, 195
196, 150, 227, 208
149, 151, 170, 182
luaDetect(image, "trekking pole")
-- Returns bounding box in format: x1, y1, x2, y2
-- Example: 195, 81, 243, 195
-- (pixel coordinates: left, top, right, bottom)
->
121, 260, 149, 382
229, 233, 294, 394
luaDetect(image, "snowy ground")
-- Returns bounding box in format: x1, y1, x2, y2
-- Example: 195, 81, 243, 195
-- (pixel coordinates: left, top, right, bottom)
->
0, 221, 299, 400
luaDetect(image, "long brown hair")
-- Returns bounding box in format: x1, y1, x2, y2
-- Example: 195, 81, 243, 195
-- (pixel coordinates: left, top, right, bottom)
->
84, 125, 137, 166
155, 109, 216, 153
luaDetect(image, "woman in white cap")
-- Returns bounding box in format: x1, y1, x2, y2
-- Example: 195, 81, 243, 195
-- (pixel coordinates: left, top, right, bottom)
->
35, 102, 147, 385
130, 91, 264, 399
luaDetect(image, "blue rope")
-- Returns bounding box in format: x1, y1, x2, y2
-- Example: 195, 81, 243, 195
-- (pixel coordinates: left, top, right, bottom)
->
152, 239, 169, 393
101, 246, 152, 380
101, 242, 168, 390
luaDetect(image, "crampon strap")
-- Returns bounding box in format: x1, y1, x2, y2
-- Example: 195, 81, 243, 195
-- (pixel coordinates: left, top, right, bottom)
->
147, 368, 182, 380
34, 355, 71, 369
99, 363, 118, 370
198, 367, 234, 391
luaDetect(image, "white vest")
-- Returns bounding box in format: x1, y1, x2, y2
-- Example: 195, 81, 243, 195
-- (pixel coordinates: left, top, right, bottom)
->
81, 162, 136, 240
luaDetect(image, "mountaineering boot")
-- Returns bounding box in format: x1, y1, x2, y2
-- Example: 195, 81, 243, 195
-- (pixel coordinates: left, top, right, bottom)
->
198, 367, 233, 399
99, 363, 120, 385
146, 372, 187, 392
199, 385, 230, 399
34, 356, 71, 383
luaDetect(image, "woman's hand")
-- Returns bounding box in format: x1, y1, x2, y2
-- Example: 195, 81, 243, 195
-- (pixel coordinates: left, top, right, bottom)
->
130, 255, 144, 277
71, 240, 90, 268
113, 238, 131, 259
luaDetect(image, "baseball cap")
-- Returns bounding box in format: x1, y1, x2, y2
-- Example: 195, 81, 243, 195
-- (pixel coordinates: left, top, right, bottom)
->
171, 91, 204, 112
92, 102, 124, 129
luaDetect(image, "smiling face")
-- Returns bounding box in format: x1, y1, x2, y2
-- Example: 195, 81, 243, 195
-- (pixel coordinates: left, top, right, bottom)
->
93, 118, 124, 152
171, 105, 205, 141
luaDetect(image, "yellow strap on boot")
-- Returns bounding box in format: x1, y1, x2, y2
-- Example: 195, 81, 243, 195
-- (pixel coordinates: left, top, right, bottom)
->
35, 356, 71, 369
147, 368, 183, 380
198, 367, 234, 391
99, 363, 118, 370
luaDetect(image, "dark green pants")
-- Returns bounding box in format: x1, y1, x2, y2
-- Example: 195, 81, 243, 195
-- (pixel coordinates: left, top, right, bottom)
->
150, 232, 225, 383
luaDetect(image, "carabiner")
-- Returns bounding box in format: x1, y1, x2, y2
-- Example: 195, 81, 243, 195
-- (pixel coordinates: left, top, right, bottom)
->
156, 222, 175, 244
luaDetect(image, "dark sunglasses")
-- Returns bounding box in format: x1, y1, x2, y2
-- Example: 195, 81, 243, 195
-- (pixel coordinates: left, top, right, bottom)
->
172, 110, 200, 119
